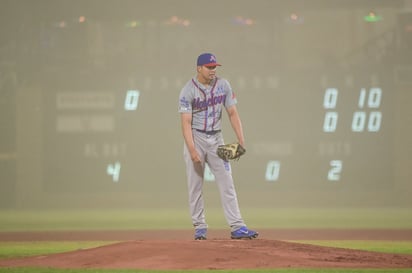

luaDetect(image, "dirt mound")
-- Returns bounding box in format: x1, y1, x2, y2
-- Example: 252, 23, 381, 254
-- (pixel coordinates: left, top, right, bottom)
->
1, 239, 412, 270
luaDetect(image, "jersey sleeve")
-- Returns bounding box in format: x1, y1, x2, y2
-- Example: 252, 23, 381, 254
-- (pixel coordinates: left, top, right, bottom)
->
223, 79, 237, 108
178, 82, 193, 113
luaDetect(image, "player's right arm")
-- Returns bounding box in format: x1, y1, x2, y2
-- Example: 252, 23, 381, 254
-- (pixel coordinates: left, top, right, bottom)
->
181, 113, 201, 163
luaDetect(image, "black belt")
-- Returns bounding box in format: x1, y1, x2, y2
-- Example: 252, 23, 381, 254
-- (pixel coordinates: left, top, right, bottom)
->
195, 129, 221, 135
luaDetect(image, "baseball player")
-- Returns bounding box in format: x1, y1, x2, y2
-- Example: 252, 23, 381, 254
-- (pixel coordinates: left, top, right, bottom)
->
178, 53, 258, 240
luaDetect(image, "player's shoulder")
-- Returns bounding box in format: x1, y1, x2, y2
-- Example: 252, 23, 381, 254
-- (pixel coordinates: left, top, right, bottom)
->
180, 78, 195, 92
183, 78, 194, 87
216, 76, 229, 83
216, 77, 232, 89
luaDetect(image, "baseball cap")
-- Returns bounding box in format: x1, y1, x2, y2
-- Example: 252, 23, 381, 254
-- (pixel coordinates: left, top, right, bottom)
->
197, 53, 222, 67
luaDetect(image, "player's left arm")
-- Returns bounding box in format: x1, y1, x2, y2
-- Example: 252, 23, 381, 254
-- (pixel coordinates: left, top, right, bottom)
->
226, 105, 245, 148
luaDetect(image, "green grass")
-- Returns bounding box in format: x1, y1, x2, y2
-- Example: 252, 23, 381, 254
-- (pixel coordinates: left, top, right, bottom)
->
0, 209, 192, 231
0, 242, 115, 259
241, 207, 412, 229
1, 208, 412, 231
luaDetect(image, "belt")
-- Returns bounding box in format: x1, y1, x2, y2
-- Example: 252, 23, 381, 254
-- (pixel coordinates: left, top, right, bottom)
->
195, 129, 221, 135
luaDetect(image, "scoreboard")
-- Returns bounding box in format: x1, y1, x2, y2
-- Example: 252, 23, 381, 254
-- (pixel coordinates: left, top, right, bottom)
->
42, 68, 394, 195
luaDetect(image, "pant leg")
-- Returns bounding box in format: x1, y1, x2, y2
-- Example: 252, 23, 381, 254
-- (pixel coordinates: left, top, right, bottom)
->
206, 133, 245, 231
183, 140, 208, 230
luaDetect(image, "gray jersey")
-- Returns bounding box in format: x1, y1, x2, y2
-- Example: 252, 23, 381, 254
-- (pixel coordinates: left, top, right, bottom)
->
178, 77, 237, 131
179, 75, 246, 232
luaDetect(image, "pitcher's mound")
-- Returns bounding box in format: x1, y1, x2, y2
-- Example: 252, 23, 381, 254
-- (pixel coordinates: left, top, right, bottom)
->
1, 239, 412, 270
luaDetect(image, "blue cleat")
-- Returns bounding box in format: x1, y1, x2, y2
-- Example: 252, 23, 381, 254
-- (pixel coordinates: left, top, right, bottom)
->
231, 226, 259, 239
194, 228, 207, 240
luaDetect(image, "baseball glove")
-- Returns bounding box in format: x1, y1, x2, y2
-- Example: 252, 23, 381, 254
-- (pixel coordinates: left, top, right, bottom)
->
217, 143, 246, 161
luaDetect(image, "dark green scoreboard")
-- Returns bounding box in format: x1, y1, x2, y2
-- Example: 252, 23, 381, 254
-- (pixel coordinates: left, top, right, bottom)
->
42, 68, 394, 194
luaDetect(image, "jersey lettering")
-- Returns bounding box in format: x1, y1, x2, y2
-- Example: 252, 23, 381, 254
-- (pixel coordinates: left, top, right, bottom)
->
192, 94, 226, 111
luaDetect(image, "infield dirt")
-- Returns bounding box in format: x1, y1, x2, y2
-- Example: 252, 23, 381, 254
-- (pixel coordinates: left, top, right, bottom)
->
1, 229, 412, 270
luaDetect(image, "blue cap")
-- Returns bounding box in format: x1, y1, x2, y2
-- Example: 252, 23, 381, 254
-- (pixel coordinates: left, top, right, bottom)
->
197, 53, 222, 67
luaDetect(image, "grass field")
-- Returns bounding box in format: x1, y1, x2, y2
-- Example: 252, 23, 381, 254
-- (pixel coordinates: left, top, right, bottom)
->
1, 208, 412, 273
1, 207, 412, 231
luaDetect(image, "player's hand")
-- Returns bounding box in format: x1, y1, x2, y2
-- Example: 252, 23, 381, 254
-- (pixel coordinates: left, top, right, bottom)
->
190, 150, 201, 163
239, 141, 245, 149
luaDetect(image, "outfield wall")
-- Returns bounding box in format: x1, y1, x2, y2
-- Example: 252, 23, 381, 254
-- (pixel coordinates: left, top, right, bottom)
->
1, 0, 411, 209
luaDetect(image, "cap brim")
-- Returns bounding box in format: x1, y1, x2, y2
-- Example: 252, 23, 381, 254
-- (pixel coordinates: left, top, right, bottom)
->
203, 63, 222, 67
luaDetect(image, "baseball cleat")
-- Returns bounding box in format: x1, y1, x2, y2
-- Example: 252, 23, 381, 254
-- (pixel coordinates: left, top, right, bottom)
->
231, 226, 259, 239
194, 228, 207, 240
